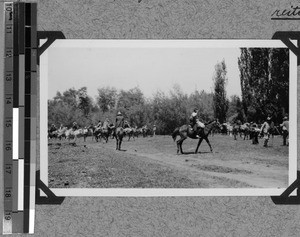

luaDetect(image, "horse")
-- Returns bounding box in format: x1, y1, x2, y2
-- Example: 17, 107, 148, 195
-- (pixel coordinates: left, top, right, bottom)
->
48, 129, 58, 139
65, 128, 84, 142
57, 127, 68, 140
220, 123, 228, 135
232, 124, 240, 140
135, 128, 143, 138
124, 127, 135, 141
172, 120, 220, 154
100, 124, 114, 143
93, 126, 102, 142
227, 124, 233, 136
142, 126, 151, 137
115, 127, 124, 150
82, 127, 94, 142
240, 123, 250, 140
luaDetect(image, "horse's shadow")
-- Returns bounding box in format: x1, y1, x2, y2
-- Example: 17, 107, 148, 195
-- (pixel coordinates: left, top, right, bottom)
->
179, 151, 217, 155
117, 149, 127, 152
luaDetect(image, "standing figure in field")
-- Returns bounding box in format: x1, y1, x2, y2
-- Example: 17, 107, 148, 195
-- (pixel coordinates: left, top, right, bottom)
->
250, 123, 259, 144
232, 120, 241, 140
153, 124, 157, 136
260, 117, 271, 147
280, 116, 289, 146
115, 111, 125, 150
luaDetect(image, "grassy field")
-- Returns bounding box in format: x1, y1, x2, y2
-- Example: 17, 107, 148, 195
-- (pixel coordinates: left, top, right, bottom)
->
48, 134, 289, 189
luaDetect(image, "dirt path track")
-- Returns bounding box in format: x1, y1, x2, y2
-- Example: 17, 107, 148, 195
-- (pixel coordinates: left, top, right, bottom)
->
48, 134, 289, 189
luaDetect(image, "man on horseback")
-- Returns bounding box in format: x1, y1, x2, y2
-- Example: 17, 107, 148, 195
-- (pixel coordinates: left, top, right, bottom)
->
115, 111, 125, 150
115, 111, 125, 128
72, 122, 78, 131
124, 120, 130, 128
49, 124, 57, 133
96, 120, 102, 129
103, 118, 110, 128
189, 109, 205, 138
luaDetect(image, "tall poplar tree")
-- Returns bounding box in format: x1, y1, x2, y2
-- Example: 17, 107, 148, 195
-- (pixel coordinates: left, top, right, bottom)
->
212, 60, 229, 123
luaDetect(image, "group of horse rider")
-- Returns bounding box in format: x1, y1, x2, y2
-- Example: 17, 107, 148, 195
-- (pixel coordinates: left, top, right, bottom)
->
49, 111, 153, 139
231, 116, 289, 147
49, 108, 289, 147
187, 107, 289, 148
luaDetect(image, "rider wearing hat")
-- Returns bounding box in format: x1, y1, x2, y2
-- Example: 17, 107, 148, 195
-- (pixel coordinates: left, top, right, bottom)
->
72, 122, 78, 131
115, 111, 125, 128
49, 124, 57, 133
96, 120, 102, 128
189, 108, 205, 138
103, 118, 110, 128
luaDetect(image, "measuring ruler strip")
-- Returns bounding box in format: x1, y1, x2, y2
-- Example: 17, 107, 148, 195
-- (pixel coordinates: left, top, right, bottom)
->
29, 4, 37, 234
3, 3, 37, 234
11, 3, 19, 228
24, 3, 33, 233
3, 2, 14, 234
10, 3, 18, 232
11, 2, 23, 233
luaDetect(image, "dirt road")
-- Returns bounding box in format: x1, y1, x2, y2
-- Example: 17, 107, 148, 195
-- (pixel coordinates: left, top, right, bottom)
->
48, 134, 289, 189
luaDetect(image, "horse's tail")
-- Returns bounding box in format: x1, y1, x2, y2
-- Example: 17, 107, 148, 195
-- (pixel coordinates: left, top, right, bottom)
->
172, 127, 180, 142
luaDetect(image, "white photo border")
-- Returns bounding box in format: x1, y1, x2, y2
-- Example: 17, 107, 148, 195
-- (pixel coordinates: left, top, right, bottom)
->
40, 39, 297, 197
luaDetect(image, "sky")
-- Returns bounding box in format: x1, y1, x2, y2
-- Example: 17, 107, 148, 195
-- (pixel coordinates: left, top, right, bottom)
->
45, 41, 242, 101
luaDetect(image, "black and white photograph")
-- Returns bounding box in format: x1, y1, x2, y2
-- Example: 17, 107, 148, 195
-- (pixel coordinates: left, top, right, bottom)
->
40, 40, 297, 196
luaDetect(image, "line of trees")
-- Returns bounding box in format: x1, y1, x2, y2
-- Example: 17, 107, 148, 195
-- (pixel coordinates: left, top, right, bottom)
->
48, 85, 216, 135
212, 48, 289, 125
238, 48, 289, 124
48, 47, 289, 134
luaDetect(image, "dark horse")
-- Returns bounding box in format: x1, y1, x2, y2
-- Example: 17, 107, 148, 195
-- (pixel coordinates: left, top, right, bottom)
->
115, 127, 124, 150
172, 120, 219, 154
101, 125, 114, 143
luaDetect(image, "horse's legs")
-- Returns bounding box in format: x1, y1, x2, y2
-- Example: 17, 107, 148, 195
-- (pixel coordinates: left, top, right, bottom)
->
176, 140, 180, 154
205, 137, 213, 152
116, 138, 119, 150
176, 137, 186, 154
118, 138, 123, 151
195, 137, 203, 154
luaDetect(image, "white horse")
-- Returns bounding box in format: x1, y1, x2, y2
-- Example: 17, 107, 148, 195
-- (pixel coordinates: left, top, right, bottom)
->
65, 128, 85, 142
57, 127, 68, 140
